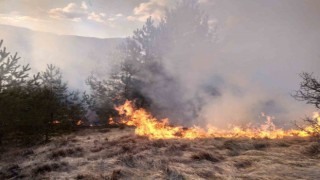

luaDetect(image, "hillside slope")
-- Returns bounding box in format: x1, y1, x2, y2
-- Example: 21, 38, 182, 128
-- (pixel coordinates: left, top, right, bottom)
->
0, 127, 319, 179
0, 24, 123, 90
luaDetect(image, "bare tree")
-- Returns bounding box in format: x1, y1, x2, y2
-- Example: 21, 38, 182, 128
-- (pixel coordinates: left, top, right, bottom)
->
293, 72, 320, 109
293, 72, 320, 140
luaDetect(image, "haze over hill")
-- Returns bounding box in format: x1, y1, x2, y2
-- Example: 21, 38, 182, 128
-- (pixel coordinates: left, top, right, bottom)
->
0, 24, 122, 90
0, 21, 317, 127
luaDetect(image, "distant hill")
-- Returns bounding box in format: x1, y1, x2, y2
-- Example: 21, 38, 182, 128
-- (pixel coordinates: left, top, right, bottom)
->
0, 24, 123, 90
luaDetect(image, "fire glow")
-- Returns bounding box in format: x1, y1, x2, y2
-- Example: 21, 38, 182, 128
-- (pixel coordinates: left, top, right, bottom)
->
114, 100, 320, 139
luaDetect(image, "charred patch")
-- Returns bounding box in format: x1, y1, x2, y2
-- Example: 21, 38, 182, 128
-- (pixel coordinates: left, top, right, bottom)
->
151, 139, 168, 148
110, 169, 122, 180
253, 141, 270, 150
163, 166, 185, 180
75, 173, 99, 180
0, 164, 22, 179
275, 141, 291, 147
32, 162, 69, 175
222, 140, 242, 150
302, 142, 320, 157
234, 159, 253, 169
49, 147, 84, 159
191, 151, 223, 163
118, 154, 136, 168
196, 170, 215, 179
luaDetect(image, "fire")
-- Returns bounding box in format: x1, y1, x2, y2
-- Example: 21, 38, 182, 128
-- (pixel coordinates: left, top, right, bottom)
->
52, 120, 60, 124
109, 117, 116, 125
115, 100, 319, 139
312, 112, 320, 122
76, 120, 84, 126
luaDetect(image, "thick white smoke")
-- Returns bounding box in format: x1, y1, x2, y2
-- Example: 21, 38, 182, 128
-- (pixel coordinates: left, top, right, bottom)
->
137, 0, 319, 129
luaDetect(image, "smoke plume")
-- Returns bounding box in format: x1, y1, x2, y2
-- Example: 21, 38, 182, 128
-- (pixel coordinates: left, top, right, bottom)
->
129, 0, 319, 129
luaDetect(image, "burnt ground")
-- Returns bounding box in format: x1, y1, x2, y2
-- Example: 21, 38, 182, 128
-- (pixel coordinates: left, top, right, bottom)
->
0, 127, 320, 180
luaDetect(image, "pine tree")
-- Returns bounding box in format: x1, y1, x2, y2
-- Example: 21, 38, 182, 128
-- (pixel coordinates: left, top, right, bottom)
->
0, 40, 38, 144
87, 0, 215, 124
39, 64, 85, 141
0, 40, 30, 92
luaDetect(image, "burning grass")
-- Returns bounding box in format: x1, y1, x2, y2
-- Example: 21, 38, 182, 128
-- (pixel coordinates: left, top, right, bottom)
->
0, 127, 320, 179
1, 98, 319, 179
114, 100, 320, 140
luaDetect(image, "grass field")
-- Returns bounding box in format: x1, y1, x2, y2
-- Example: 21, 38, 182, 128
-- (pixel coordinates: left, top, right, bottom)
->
1, 127, 320, 180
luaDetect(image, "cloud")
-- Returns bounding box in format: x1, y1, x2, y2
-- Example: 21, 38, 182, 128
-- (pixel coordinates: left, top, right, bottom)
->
107, 13, 124, 22
88, 12, 106, 23
127, 0, 214, 22
0, 12, 49, 29
208, 18, 218, 29
81, 1, 88, 10
48, 1, 107, 23
198, 0, 208, 3
127, 0, 171, 22
49, 2, 87, 21
0, 3, 126, 37
116, 13, 123, 17
0, 13, 41, 23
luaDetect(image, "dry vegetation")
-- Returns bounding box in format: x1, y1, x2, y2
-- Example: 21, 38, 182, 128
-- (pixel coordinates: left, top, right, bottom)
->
1, 127, 320, 180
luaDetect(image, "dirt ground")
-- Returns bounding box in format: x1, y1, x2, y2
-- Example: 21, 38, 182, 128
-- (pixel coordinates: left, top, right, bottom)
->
0, 127, 320, 180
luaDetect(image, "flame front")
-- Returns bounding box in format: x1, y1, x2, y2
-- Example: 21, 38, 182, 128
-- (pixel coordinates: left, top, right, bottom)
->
76, 120, 84, 126
115, 100, 320, 139
52, 120, 60, 124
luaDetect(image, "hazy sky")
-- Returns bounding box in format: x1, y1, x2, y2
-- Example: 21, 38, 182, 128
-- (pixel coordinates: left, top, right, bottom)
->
0, 0, 319, 38
1, 0, 319, 89
0, 0, 178, 38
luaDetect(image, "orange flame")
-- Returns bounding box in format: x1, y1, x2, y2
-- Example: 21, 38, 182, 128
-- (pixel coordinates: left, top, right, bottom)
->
115, 100, 319, 139
76, 120, 83, 126
109, 117, 116, 125
52, 120, 60, 124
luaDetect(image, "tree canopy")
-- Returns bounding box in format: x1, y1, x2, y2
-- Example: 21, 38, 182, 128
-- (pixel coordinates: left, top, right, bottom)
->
87, 0, 216, 124
0, 40, 87, 145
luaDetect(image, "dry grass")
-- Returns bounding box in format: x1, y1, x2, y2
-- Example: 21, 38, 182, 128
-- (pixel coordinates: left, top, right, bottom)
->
302, 142, 320, 157
0, 127, 320, 179
191, 151, 223, 162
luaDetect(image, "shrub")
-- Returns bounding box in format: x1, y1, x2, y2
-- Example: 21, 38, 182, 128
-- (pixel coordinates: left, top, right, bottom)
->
302, 142, 320, 157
